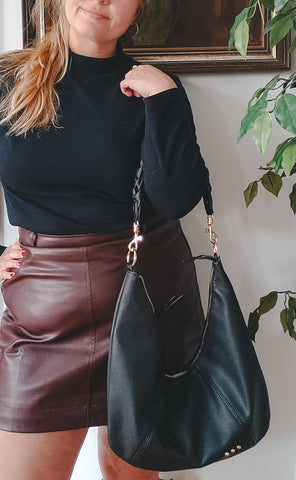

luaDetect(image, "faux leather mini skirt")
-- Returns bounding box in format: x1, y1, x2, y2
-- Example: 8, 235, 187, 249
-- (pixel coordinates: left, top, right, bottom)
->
0, 218, 204, 433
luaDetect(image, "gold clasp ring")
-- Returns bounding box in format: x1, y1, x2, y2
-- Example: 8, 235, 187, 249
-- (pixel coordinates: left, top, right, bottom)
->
127, 221, 143, 266
206, 215, 219, 256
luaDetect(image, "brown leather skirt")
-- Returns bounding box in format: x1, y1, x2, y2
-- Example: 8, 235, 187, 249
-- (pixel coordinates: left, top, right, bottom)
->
0, 218, 204, 433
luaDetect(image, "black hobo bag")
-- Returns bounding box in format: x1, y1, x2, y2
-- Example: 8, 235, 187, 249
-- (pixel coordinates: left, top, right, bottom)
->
107, 166, 270, 471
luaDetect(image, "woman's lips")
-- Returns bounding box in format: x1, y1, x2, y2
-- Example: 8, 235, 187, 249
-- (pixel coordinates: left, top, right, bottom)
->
81, 8, 109, 20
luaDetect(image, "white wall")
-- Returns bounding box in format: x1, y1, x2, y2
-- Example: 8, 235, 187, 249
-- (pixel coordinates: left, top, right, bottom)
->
0, 0, 22, 53
0, 0, 23, 247
1, 2, 296, 480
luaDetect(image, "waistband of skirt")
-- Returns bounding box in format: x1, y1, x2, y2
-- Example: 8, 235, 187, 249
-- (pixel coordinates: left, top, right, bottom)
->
18, 216, 168, 248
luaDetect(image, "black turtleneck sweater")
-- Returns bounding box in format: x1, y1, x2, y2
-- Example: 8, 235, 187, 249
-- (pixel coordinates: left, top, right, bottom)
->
0, 45, 209, 235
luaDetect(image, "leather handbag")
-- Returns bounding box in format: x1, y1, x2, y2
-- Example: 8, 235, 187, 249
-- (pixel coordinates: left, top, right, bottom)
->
107, 164, 270, 472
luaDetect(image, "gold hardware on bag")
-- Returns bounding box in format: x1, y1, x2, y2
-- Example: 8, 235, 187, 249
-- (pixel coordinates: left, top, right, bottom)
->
127, 221, 143, 267
224, 445, 242, 458
206, 215, 219, 256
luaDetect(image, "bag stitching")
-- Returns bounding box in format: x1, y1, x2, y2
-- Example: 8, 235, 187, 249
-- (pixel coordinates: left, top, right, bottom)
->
130, 426, 155, 464
196, 362, 256, 445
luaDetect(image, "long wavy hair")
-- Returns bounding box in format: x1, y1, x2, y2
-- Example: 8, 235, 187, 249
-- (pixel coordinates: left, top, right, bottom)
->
0, 0, 149, 136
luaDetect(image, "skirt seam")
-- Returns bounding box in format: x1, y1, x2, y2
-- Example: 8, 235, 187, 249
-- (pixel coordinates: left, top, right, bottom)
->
84, 245, 97, 426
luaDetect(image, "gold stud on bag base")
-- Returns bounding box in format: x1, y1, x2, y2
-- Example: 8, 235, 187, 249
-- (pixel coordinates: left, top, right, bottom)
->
224, 445, 242, 458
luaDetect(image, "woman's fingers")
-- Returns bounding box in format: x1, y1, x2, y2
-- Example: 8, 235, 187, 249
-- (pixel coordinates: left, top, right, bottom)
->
1, 270, 18, 281
0, 240, 25, 280
10, 241, 24, 258
120, 64, 177, 99
3, 259, 22, 269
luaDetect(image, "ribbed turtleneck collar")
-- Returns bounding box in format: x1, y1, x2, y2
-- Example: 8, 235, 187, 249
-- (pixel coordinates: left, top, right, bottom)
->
69, 42, 130, 77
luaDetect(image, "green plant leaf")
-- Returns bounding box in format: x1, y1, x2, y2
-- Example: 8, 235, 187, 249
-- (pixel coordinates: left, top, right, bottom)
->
264, 6, 296, 35
264, 74, 281, 90
248, 310, 260, 341
248, 87, 267, 108
289, 296, 296, 309
280, 308, 289, 332
247, 75, 280, 109
274, 0, 290, 12
258, 291, 278, 315
282, 143, 296, 175
269, 16, 293, 48
286, 306, 296, 337
262, 0, 275, 9
269, 138, 296, 172
275, 94, 296, 135
238, 93, 268, 141
281, 305, 296, 340
252, 112, 272, 154
235, 20, 250, 58
268, 138, 296, 172
268, 139, 289, 168
289, 183, 296, 213
261, 172, 283, 196
229, 8, 250, 49
244, 181, 258, 207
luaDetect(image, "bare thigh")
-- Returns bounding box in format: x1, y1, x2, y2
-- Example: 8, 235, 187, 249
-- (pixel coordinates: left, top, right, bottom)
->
97, 426, 159, 480
0, 428, 88, 480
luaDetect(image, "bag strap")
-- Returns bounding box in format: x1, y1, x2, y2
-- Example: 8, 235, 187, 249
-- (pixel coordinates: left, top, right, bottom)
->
127, 161, 218, 266
202, 181, 214, 217
132, 160, 214, 222
132, 160, 145, 224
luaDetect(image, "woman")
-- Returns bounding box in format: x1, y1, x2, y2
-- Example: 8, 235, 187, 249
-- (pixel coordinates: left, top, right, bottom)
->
0, 1, 209, 479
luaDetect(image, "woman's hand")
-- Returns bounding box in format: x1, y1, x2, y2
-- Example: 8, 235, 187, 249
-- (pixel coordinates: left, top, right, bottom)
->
0, 240, 25, 281
120, 64, 177, 98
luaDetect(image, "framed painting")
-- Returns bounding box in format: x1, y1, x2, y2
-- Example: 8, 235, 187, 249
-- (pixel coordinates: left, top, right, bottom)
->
22, 0, 290, 73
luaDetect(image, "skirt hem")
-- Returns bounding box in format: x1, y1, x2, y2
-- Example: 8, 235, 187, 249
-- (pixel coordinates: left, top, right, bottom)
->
0, 402, 107, 433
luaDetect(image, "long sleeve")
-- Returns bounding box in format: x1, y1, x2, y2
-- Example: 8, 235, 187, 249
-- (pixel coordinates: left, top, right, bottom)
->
142, 76, 209, 219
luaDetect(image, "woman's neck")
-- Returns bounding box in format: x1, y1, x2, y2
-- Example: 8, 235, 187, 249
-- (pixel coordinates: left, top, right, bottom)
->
69, 35, 117, 58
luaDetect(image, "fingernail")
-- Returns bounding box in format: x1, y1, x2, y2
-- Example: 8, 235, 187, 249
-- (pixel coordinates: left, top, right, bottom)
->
10, 273, 15, 278
17, 262, 22, 266
22, 252, 25, 256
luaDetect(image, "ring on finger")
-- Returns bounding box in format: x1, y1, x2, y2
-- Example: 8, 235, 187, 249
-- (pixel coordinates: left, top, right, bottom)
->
126, 66, 137, 77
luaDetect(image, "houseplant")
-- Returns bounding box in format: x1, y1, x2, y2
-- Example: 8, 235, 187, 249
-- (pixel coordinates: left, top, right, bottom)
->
230, 0, 296, 341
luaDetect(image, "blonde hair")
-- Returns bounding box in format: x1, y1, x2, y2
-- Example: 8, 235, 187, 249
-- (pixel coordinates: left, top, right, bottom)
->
0, 0, 149, 136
